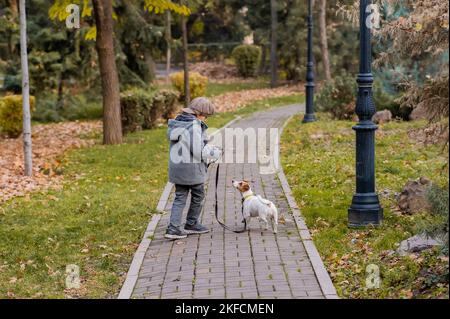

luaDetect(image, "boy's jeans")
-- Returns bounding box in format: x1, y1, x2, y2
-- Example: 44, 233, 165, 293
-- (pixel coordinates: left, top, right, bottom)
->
167, 184, 205, 233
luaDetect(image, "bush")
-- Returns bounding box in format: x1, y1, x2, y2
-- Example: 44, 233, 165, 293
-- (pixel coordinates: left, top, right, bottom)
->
158, 89, 179, 120
32, 94, 102, 123
170, 72, 208, 102
316, 72, 356, 120
231, 45, 262, 78
316, 72, 408, 120
0, 95, 36, 137
2, 74, 22, 94
120, 88, 154, 134
120, 88, 178, 134
373, 82, 411, 120
423, 183, 449, 255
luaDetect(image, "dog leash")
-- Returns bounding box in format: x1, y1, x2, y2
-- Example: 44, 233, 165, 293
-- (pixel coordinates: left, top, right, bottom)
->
214, 164, 247, 233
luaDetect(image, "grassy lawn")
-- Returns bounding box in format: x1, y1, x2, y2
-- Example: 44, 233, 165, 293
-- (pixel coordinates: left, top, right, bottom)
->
0, 93, 304, 298
280, 113, 449, 298
156, 79, 269, 98
205, 81, 269, 97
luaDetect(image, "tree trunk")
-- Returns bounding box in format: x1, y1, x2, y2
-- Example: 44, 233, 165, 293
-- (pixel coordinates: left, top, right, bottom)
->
318, 0, 331, 81
259, 43, 266, 75
181, 14, 190, 106
144, 51, 156, 83
19, 0, 32, 176
165, 10, 172, 85
57, 72, 65, 109
10, 0, 18, 17
270, 0, 278, 88
8, 0, 18, 61
92, 0, 122, 145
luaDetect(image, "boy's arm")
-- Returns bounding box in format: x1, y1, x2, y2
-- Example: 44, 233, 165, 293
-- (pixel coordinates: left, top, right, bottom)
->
189, 122, 205, 163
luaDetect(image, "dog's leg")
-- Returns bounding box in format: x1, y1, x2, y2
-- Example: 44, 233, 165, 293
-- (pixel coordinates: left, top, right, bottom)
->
244, 216, 251, 231
271, 206, 278, 234
260, 216, 269, 231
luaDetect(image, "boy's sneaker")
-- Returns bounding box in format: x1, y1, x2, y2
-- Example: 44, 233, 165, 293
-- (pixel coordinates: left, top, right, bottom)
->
184, 223, 210, 234
164, 229, 188, 240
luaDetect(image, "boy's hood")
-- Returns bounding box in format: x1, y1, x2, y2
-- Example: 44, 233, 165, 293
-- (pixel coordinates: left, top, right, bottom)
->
167, 113, 208, 141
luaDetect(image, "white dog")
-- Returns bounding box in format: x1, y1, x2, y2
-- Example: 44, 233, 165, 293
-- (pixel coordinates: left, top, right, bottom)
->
232, 180, 278, 234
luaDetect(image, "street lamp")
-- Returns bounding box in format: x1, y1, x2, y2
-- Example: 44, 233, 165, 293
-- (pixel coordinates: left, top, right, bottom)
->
303, 0, 316, 123
348, 0, 383, 227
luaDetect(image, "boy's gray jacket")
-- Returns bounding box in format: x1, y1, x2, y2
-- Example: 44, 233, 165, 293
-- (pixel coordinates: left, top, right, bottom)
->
167, 117, 209, 185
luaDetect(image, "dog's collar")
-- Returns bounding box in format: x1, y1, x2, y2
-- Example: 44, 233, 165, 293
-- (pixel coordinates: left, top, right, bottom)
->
243, 193, 255, 201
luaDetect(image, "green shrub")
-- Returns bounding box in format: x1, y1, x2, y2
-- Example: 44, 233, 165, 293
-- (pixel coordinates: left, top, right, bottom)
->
423, 183, 449, 255
120, 88, 178, 133
316, 72, 356, 120
373, 82, 411, 120
316, 72, 408, 120
170, 71, 208, 101
0, 95, 35, 137
231, 45, 262, 78
120, 88, 154, 134
2, 73, 22, 94
33, 94, 102, 123
160, 89, 179, 120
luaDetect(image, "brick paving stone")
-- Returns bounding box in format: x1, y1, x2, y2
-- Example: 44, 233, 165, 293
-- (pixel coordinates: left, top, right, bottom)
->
130, 104, 329, 299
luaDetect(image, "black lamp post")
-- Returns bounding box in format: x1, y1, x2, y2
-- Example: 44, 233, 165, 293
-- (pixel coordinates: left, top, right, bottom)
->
348, 0, 383, 227
303, 0, 316, 123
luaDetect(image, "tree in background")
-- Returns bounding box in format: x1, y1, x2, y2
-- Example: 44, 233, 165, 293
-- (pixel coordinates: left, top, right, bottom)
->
270, 0, 278, 87
377, 0, 449, 128
318, 0, 331, 81
181, 2, 190, 105
228, 0, 271, 74
276, 0, 306, 82
92, 0, 122, 145
48, 0, 190, 144
339, 0, 448, 141
165, 10, 171, 84
18, 0, 33, 175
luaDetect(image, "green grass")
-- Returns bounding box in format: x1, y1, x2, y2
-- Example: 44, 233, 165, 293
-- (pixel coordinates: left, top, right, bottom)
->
205, 81, 268, 97
157, 79, 269, 98
280, 113, 449, 298
0, 92, 304, 298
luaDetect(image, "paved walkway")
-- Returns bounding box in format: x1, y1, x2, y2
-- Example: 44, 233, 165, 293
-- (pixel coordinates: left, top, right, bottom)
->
121, 104, 337, 299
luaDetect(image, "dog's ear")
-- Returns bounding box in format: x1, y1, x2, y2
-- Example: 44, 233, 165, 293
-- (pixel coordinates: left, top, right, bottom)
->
242, 182, 250, 192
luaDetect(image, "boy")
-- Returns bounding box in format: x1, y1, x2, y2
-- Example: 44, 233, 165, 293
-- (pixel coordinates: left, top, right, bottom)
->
165, 97, 220, 240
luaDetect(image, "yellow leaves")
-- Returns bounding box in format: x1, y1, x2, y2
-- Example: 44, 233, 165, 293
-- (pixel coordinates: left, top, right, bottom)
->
81, 0, 93, 18
143, 0, 191, 16
49, 0, 95, 41
48, 195, 59, 202
415, 23, 423, 31
49, 0, 85, 21
85, 26, 97, 41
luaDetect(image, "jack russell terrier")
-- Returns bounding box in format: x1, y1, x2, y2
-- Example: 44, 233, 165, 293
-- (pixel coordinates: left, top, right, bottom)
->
232, 180, 278, 234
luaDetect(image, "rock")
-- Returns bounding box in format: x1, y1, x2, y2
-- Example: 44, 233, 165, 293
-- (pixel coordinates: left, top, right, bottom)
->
410, 104, 428, 121
372, 110, 393, 124
397, 234, 442, 256
397, 177, 432, 214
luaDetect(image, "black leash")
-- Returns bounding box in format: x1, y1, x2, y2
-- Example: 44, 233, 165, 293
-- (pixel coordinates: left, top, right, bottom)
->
214, 164, 247, 233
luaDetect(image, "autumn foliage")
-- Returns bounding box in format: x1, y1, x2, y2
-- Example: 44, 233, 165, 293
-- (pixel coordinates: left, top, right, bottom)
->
170, 71, 208, 102
0, 95, 35, 138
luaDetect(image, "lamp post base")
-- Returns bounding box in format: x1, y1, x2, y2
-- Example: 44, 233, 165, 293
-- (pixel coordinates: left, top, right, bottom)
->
348, 192, 383, 227
302, 113, 317, 123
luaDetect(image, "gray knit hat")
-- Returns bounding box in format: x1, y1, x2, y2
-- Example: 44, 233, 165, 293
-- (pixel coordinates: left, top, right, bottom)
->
182, 97, 216, 116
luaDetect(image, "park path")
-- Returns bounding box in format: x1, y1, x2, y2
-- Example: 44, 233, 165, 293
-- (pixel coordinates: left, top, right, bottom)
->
120, 104, 337, 299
